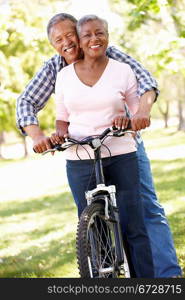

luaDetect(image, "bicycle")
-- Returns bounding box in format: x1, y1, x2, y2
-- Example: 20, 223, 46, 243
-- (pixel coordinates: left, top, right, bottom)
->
42, 125, 135, 278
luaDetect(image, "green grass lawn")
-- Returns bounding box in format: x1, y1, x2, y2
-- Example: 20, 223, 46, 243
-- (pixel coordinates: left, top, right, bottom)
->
0, 126, 184, 277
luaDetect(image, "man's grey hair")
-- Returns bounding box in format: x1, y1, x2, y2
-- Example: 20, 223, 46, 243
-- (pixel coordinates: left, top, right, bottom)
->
47, 13, 77, 41
76, 15, 108, 36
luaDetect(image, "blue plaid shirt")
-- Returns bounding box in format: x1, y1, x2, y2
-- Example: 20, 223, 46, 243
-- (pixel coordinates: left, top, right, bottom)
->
16, 46, 159, 135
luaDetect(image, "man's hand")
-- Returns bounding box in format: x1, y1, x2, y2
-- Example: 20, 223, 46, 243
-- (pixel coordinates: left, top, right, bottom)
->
23, 125, 53, 153
131, 90, 155, 131
131, 112, 150, 131
33, 136, 53, 153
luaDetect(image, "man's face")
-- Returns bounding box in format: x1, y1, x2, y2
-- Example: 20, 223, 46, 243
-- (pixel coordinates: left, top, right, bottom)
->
50, 19, 81, 64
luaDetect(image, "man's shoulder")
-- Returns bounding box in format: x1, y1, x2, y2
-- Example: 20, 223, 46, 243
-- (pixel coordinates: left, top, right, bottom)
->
107, 46, 136, 66
109, 57, 131, 71
44, 54, 65, 72
107, 45, 126, 57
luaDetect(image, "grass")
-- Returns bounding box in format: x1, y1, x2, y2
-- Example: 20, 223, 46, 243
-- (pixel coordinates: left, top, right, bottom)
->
0, 191, 79, 278
0, 126, 184, 277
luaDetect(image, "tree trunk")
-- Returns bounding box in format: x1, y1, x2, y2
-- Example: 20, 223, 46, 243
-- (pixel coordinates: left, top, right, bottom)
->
158, 101, 169, 129
0, 131, 5, 159
21, 136, 29, 158
164, 113, 168, 129
177, 99, 185, 131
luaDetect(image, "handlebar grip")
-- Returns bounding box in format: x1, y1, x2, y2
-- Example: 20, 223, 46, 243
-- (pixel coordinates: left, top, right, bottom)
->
33, 143, 60, 154
99, 128, 111, 139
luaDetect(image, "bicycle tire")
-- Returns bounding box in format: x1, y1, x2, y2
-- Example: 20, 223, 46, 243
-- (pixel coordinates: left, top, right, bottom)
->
76, 202, 131, 278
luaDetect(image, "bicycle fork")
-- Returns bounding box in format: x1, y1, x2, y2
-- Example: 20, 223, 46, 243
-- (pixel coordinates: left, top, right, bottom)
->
85, 184, 126, 273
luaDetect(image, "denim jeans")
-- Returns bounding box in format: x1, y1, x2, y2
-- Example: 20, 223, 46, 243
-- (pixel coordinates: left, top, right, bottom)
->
136, 141, 182, 277
66, 152, 154, 278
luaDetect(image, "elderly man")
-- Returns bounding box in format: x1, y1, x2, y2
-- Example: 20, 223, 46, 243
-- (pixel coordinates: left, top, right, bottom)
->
16, 13, 182, 278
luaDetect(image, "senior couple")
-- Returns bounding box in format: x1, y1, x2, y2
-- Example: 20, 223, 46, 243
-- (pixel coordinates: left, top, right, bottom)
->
16, 13, 182, 278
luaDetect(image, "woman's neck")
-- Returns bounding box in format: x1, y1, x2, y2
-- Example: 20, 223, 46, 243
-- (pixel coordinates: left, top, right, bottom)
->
80, 55, 108, 70
73, 54, 109, 87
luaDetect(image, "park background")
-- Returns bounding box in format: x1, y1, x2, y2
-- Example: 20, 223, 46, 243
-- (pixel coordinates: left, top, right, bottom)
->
0, 0, 184, 277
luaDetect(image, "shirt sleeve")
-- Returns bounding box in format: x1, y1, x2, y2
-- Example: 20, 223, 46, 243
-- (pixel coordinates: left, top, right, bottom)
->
16, 56, 59, 135
55, 71, 69, 122
106, 46, 159, 99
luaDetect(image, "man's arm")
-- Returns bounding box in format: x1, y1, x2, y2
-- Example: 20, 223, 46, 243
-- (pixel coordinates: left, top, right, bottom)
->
131, 90, 155, 131
24, 125, 53, 153
16, 55, 63, 152
106, 46, 159, 98
16, 58, 57, 134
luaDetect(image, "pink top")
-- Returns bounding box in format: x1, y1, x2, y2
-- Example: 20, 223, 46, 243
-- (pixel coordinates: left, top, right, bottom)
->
55, 58, 139, 160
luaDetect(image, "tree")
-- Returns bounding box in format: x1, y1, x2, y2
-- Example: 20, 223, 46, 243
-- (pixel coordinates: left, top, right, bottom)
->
0, 0, 70, 157
109, 0, 185, 130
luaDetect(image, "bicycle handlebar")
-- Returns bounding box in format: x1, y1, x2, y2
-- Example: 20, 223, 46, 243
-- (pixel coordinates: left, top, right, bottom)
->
40, 121, 134, 155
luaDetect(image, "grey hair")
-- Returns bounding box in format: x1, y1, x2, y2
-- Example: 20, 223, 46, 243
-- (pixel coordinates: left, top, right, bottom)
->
76, 14, 108, 36
47, 13, 77, 41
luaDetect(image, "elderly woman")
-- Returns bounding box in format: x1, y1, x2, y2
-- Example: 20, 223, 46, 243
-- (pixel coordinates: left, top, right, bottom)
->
51, 15, 154, 277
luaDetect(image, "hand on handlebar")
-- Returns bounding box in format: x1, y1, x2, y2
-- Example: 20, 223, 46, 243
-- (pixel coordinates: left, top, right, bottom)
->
38, 125, 136, 156
112, 115, 130, 130
33, 136, 53, 154
112, 117, 137, 138
50, 131, 68, 145
131, 112, 151, 131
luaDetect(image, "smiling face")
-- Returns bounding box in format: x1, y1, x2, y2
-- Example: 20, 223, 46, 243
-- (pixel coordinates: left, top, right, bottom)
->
49, 19, 81, 64
79, 19, 109, 59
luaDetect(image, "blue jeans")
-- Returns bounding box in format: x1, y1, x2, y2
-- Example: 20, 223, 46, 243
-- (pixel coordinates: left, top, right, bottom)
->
67, 152, 154, 278
136, 141, 182, 277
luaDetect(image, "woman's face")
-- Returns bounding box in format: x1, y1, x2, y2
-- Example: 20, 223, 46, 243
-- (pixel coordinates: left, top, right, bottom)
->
79, 20, 109, 59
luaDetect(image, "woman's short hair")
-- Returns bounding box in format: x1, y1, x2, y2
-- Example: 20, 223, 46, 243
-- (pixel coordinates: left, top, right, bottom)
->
47, 13, 77, 41
76, 14, 108, 36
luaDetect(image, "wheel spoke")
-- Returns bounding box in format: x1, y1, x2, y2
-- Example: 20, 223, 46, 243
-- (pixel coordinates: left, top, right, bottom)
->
77, 203, 130, 278
88, 214, 116, 277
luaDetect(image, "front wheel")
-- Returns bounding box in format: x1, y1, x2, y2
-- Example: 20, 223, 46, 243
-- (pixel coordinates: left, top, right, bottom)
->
76, 202, 130, 278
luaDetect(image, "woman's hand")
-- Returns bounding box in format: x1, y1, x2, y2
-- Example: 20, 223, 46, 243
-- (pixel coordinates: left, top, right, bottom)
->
50, 120, 69, 145
50, 131, 67, 145
112, 115, 130, 130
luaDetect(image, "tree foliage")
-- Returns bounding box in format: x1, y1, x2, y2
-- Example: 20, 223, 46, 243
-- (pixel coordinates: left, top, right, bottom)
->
109, 0, 185, 129
0, 0, 69, 135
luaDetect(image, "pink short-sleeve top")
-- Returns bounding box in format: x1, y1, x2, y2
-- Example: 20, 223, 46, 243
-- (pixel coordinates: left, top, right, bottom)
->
55, 58, 140, 160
